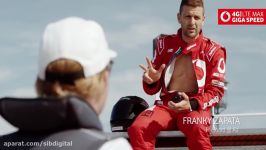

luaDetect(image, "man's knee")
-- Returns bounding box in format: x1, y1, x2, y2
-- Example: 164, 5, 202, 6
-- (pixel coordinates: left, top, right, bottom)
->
128, 118, 162, 139
128, 117, 150, 138
128, 119, 152, 136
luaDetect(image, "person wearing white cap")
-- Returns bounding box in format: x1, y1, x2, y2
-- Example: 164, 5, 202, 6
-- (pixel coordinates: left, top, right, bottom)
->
36, 17, 132, 149
0, 17, 132, 150
36, 17, 117, 114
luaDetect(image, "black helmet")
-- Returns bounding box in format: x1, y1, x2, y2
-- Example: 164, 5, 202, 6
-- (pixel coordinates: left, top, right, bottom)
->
110, 96, 149, 132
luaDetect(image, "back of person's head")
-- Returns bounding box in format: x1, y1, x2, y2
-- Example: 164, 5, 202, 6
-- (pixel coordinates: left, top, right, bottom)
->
36, 17, 116, 114
179, 0, 204, 14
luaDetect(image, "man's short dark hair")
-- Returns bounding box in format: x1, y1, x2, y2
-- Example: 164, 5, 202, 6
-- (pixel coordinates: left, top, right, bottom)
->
179, 0, 204, 14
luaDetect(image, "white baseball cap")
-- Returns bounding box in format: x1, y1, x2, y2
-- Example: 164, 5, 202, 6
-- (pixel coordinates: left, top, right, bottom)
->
38, 17, 117, 80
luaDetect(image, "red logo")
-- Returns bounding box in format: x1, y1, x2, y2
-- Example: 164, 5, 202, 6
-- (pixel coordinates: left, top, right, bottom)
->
193, 59, 206, 88
217, 58, 225, 74
220, 11, 231, 23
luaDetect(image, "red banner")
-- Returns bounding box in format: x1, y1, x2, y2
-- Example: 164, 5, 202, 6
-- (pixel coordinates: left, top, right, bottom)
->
218, 9, 266, 25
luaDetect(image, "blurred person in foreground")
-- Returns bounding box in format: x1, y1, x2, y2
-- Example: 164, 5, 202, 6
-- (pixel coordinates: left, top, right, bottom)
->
0, 17, 132, 150
128, 0, 226, 149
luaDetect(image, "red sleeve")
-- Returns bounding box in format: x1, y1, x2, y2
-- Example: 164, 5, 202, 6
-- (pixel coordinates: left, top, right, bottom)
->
142, 35, 165, 95
191, 47, 226, 111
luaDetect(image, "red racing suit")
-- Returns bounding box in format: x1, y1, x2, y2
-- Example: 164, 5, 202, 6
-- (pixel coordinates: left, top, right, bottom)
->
128, 29, 226, 150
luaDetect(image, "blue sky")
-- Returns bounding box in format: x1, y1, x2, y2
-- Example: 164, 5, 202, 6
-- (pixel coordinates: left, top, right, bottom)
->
0, 0, 266, 134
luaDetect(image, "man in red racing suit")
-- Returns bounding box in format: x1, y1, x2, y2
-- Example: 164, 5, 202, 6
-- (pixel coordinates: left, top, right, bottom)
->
128, 0, 226, 150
